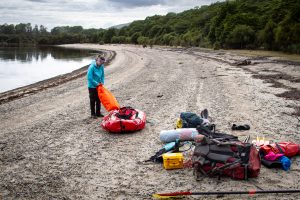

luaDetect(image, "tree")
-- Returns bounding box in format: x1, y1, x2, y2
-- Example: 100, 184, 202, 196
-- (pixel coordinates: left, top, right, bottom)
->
275, 11, 300, 52
0, 24, 15, 34
226, 25, 255, 48
118, 27, 127, 36
174, 21, 189, 34
131, 32, 141, 44
260, 19, 276, 50
33, 24, 39, 36
137, 36, 150, 45
51, 27, 61, 34
69, 26, 83, 34
25, 23, 32, 34
111, 36, 127, 43
162, 33, 176, 45
128, 20, 144, 35
15, 23, 27, 34
39, 25, 47, 34
103, 28, 116, 43
149, 25, 162, 38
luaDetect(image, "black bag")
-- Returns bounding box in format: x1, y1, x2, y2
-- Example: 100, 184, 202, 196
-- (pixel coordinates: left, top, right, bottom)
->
180, 112, 204, 128
115, 107, 138, 119
259, 149, 282, 168
196, 124, 239, 141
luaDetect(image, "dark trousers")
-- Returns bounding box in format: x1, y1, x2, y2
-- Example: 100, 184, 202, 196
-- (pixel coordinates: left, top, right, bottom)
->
88, 88, 101, 116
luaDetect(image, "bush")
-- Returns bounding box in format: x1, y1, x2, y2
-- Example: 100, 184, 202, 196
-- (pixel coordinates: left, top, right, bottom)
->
226, 25, 255, 49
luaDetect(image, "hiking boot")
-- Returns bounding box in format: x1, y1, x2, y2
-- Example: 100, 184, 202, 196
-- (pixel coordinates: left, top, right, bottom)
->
232, 124, 250, 130
200, 109, 208, 119
91, 115, 97, 119
96, 113, 104, 118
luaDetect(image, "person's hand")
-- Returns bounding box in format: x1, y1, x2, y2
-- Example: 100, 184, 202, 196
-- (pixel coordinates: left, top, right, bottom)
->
97, 82, 103, 88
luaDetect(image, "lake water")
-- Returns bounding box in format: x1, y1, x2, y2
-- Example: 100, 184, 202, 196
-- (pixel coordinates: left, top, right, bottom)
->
0, 46, 99, 92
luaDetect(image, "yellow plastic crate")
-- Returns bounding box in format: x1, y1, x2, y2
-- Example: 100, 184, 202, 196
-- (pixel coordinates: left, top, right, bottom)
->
162, 153, 183, 170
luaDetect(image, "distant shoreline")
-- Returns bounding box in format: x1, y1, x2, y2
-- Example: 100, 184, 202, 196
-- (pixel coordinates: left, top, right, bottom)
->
0, 46, 116, 105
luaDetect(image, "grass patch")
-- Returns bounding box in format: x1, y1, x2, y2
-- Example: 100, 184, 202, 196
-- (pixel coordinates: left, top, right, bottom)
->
227, 49, 300, 62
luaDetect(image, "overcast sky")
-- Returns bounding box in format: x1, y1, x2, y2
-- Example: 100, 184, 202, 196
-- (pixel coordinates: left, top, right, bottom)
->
0, 0, 222, 30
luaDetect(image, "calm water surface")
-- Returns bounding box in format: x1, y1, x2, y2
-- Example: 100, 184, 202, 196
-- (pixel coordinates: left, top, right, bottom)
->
0, 46, 99, 92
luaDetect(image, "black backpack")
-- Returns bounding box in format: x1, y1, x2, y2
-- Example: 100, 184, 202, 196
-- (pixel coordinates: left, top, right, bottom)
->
196, 124, 239, 141
115, 107, 138, 119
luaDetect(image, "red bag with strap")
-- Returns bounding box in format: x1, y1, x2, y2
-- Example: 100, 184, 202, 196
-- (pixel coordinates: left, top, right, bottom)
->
260, 142, 300, 157
101, 107, 146, 133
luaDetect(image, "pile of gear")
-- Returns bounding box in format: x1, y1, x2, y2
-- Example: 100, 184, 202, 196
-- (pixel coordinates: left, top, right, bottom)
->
147, 109, 300, 180
96, 85, 299, 179
96, 84, 300, 198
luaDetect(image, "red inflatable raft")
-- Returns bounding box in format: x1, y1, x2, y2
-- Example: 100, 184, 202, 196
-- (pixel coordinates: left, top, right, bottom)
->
101, 107, 146, 133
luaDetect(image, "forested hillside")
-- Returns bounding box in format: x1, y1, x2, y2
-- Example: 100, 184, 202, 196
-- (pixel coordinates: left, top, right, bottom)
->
1, 0, 299, 53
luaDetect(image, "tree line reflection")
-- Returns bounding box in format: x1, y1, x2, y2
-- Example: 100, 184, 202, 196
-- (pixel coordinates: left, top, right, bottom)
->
0, 47, 99, 62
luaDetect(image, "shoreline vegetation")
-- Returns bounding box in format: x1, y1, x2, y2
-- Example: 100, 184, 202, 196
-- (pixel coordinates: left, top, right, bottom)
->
0, 0, 299, 104
0, 0, 299, 53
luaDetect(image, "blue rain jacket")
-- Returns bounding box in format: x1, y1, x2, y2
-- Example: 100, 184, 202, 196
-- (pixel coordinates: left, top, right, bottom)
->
87, 61, 104, 88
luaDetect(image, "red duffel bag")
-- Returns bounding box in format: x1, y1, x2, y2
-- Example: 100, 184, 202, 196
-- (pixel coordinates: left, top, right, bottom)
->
101, 107, 146, 133
260, 142, 300, 157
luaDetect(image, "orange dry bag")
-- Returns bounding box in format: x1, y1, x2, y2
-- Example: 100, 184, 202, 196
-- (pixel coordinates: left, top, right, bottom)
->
97, 84, 120, 111
260, 142, 300, 157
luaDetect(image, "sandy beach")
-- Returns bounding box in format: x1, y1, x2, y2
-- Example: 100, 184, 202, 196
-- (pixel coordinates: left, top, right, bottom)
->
0, 44, 299, 199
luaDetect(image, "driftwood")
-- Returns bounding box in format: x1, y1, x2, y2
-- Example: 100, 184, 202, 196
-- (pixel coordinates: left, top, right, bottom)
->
235, 59, 251, 66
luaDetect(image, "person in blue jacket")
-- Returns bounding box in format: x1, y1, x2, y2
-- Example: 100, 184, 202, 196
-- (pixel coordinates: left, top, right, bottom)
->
87, 55, 105, 118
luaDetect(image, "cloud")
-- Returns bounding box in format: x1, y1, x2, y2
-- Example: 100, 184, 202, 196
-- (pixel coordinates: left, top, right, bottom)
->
106, 0, 220, 9
26, 0, 49, 3
0, 0, 223, 29
108, 0, 165, 8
